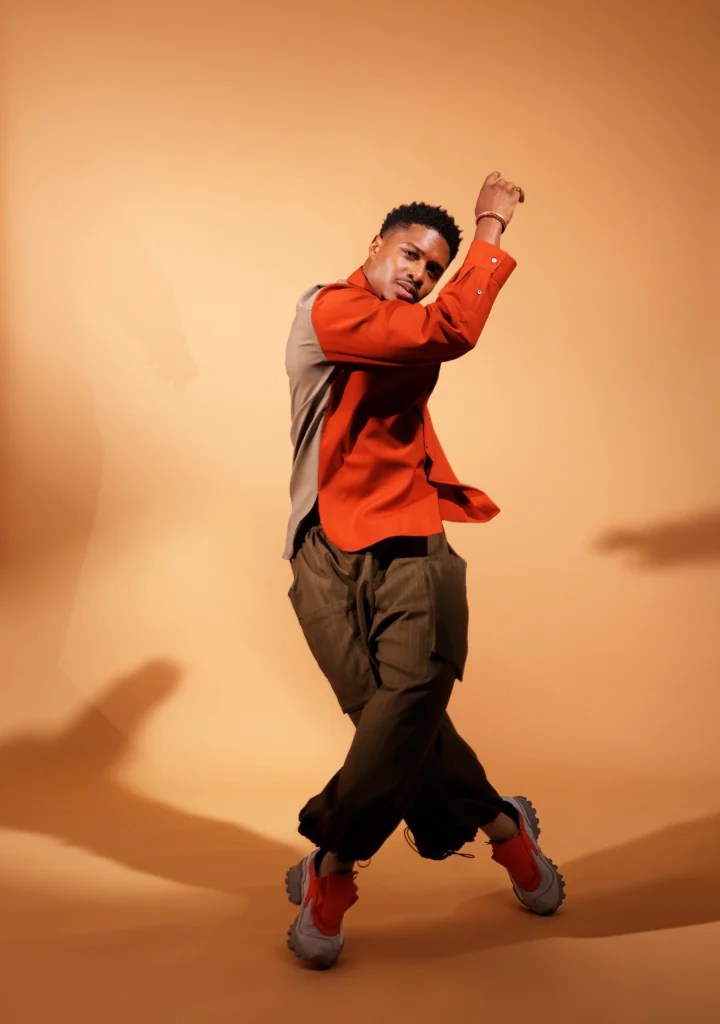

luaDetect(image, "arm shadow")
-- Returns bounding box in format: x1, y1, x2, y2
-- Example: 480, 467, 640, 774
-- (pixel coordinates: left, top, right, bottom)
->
0, 659, 300, 906
593, 506, 720, 569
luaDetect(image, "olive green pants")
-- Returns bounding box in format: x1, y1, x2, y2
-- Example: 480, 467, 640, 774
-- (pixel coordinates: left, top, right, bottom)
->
289, 524, 504, 863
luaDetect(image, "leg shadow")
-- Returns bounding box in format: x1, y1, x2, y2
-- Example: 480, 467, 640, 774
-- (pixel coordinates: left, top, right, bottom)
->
354, 810, 720, 960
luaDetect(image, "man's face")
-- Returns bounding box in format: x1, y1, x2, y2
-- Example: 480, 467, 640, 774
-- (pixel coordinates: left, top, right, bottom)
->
363, 224, 451, 304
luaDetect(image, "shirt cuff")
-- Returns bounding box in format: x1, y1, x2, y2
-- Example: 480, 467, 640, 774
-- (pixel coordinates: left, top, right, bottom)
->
464, 238, 515, 272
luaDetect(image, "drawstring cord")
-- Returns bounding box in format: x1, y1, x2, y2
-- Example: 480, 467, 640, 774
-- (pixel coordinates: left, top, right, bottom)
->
403, 827, 475, 860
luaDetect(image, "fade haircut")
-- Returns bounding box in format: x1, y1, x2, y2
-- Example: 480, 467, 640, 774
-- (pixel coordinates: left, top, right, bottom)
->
379, 202, 462, 264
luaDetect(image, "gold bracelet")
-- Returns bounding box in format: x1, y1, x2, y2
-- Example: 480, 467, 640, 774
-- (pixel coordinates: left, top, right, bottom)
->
475, 210, 506, 233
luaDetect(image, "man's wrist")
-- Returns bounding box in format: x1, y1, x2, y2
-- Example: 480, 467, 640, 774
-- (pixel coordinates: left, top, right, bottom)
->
474, 216, 504, 246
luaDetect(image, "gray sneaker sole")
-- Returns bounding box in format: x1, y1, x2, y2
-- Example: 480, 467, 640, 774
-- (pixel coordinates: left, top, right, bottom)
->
511, 795, 566, 916
285, 861, 341, 970
286, 862, 303, 906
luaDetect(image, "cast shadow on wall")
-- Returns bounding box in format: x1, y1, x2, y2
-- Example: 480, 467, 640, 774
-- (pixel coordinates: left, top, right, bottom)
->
0, 659, 296, 903
0, 657, 719, 961
593, 506, 720, 569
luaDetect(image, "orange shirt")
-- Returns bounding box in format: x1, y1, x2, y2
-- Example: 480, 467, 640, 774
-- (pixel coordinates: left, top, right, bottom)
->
289, 239, 516, 555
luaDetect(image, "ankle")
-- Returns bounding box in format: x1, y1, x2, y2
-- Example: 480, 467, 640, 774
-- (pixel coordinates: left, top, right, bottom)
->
317, 851, 355, 878
480, 812, 520, 844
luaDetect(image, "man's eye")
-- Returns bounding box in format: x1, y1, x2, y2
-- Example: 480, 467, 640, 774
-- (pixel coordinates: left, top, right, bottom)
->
404, 249, 417, 259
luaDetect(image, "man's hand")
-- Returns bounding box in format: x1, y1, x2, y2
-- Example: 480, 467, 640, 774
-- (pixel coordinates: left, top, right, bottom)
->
473, 171, 524, 245
475, 170, 524, 224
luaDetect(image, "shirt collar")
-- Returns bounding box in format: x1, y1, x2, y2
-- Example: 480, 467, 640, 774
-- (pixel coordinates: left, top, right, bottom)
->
348, 266, 375, 292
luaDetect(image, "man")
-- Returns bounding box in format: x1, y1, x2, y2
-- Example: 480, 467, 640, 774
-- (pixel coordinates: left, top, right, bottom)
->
282, 171, 564, 969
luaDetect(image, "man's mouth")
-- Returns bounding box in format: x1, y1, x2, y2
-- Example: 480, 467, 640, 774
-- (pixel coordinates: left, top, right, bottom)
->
395, 281, 417, 302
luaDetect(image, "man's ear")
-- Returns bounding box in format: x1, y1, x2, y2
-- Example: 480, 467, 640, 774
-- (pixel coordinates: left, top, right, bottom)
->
368, 234, 383, 259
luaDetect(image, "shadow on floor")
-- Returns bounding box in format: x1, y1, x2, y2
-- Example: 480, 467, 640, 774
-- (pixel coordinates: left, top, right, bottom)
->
356, 809, 720, 960
0, 658, 718, 962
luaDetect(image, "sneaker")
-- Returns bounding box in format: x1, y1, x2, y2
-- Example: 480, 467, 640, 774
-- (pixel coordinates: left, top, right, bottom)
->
490, 795, 566, 916
285, 850, 359, 969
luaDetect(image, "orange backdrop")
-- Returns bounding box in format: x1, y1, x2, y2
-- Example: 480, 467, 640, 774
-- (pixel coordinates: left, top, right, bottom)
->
1, 0, 719, 1020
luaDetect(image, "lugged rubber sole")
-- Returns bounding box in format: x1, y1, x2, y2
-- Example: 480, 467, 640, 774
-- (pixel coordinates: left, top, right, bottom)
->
285, 860, 342, 970
286, 921, 338, 970
511, 795, 567, 916
285, 863, 303, 906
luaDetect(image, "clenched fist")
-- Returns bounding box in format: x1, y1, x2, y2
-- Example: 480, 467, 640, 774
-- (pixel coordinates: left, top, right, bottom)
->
474, 170, 525, 229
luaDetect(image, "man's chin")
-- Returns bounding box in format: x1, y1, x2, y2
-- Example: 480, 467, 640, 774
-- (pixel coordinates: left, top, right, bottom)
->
390, 289, 416, 303
378, 287, 415, 303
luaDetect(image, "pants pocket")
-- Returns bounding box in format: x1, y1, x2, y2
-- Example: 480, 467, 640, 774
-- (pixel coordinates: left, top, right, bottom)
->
289, 573, 378, 715
422, 551, 469, 681
288, 557, 300, 598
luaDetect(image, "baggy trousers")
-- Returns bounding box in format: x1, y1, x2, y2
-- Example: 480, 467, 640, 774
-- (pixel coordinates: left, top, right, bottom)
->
289, 524, 505, 864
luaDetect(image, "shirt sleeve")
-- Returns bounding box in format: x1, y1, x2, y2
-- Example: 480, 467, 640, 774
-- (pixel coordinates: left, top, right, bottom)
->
311, 240, 517, 367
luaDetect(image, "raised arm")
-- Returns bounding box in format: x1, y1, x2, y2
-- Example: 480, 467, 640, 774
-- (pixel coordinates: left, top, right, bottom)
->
312, 172, 524, 367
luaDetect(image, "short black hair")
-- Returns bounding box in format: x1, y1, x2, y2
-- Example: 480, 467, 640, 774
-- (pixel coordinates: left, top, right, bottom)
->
379, 202, 462, 264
